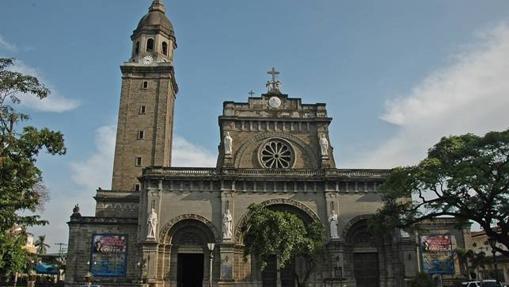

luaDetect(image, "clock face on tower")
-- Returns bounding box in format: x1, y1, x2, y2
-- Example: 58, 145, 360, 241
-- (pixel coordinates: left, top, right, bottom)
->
142, 55, 153, 64
268, 96, 282, 108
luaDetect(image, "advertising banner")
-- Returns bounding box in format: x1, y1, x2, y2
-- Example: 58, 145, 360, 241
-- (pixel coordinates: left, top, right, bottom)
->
420, 234, 455, 275
90, 234, 128, 277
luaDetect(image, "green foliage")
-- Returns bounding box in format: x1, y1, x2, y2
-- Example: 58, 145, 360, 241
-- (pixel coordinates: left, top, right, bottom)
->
35, 235, 50, 255
0, 58, 66, 275
242, 204, 325, 286
0, 231, 28, 278
409, 272, 434, 287
372, 130, 509, 256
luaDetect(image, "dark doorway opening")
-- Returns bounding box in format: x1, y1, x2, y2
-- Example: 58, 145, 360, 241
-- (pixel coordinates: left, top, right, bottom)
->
281, 259, 296, 287
262, 255, 295, 287
353, 253, 379, 287
177, 253, 204, 287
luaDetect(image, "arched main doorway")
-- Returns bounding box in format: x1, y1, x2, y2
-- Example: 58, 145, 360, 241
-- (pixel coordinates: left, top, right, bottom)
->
238, 200, 320, 287
345, 219, 381, 287
163, 217, 218, 287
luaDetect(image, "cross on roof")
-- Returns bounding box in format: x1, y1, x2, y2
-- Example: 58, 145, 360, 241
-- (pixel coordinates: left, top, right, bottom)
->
267, 67, 280, 82
248, 90, 255, 97
266, 67, 282, 94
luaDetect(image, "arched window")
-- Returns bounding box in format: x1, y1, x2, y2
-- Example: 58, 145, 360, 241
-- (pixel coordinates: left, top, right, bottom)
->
162, 41, 168, 56
135, 41, 140, 55
146, 39, 154, 52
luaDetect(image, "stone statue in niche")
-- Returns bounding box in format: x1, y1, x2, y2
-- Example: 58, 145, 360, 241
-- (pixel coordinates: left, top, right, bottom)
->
224, 132, 233, 156
319, 133, 329, 157
223, 208, 233, 239
329, 210, 339, 239
147, 208, 158, 240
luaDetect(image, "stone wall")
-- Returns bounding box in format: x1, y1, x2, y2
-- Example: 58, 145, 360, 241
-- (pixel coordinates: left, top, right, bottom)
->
65, 217, 139, 287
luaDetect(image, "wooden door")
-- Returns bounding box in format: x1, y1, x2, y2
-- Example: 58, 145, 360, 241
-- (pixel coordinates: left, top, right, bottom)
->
353, 253, 379, 287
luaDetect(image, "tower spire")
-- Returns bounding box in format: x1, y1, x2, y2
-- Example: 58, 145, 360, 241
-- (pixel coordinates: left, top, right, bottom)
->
149, 0, 166, 13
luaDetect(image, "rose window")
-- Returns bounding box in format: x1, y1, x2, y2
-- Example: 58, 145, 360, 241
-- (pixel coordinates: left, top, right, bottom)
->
259, 140, 294, 169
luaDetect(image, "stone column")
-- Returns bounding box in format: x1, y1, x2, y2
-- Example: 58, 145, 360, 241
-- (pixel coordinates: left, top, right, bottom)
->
324, 190, 341, 240
140, 182, 162, 286
160, 244, 172, 283
219, 243, 235, 285
219, 190, 235, 285
141, 241, 159, 286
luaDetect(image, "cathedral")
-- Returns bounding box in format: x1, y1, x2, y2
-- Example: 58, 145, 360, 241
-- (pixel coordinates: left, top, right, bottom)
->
65, 1, 419, 286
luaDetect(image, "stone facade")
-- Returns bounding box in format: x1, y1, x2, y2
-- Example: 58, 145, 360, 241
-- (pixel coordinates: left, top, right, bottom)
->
65, 1, 419, 286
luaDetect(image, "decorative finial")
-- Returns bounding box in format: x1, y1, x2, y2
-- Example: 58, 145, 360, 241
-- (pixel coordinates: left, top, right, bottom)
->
71, 204, 81, 218
266, 67, 281, 94
248, 90, 255, 97
149, 0, 166, 13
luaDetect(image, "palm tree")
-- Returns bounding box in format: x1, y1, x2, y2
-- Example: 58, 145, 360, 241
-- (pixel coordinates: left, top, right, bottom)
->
35, 235, 50, 255
456, 248, 472, 278
455, 248, 489, 280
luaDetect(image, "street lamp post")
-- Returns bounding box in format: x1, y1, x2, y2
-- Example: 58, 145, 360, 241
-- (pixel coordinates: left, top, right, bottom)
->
207, 243, 215, 287
488, 238, 499, 283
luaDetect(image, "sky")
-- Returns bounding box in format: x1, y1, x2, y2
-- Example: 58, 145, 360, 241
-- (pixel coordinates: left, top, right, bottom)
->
1, 0, 509, 252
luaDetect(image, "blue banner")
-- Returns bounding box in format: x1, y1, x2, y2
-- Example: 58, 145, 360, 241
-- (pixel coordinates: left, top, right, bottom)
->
90, 234, 128, 277
420, 234, 455, 275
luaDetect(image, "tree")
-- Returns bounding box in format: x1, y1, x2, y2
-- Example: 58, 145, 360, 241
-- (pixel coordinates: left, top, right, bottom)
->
0, 58, 66, 275
455, 248, 488, 279
372, 130, 509, 256
35, 235, 50, 255
242, 204, 325, 287
0, 231, 28, 280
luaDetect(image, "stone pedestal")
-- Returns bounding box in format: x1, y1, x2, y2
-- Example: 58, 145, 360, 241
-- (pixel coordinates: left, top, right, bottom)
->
327, 240, 346, 280
219, 242, 235, 282
223, 155, 234, 168
141, 240, 159, 283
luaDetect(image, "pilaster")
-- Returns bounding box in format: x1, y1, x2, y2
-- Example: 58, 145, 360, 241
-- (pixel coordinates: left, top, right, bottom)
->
141, 240, 159, 284
220, 189, 235, 282
219, 242, 235, 283
325, 190, 341, 240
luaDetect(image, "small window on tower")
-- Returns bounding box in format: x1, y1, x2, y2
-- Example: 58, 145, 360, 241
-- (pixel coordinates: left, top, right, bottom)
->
134, 184, 141, 191
147, 38, 154, 52
135, 41, 140, 55
139, 105, 146, 115
137, 130, 145, 140
135, 157, 142, 166
143, 81, 148, 89
162, 42, 168, 56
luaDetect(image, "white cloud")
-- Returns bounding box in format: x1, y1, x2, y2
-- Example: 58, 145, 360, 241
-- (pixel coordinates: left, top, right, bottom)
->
0, 34, 16, 51
347, 23, 509, 168
172, 136, 217, 167
9, 60, 79, 112
70, 125, 116, 190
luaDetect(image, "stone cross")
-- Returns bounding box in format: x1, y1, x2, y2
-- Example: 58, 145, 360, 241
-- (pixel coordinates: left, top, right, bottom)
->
266, 67, 282, 93
267, 67, 279, 82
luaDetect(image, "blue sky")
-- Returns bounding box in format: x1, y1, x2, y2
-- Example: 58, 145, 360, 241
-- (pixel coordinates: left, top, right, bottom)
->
1, 0, 509, 252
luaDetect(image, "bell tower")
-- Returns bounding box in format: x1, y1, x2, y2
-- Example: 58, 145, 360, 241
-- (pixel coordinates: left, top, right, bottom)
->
111, 0, 178, 191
